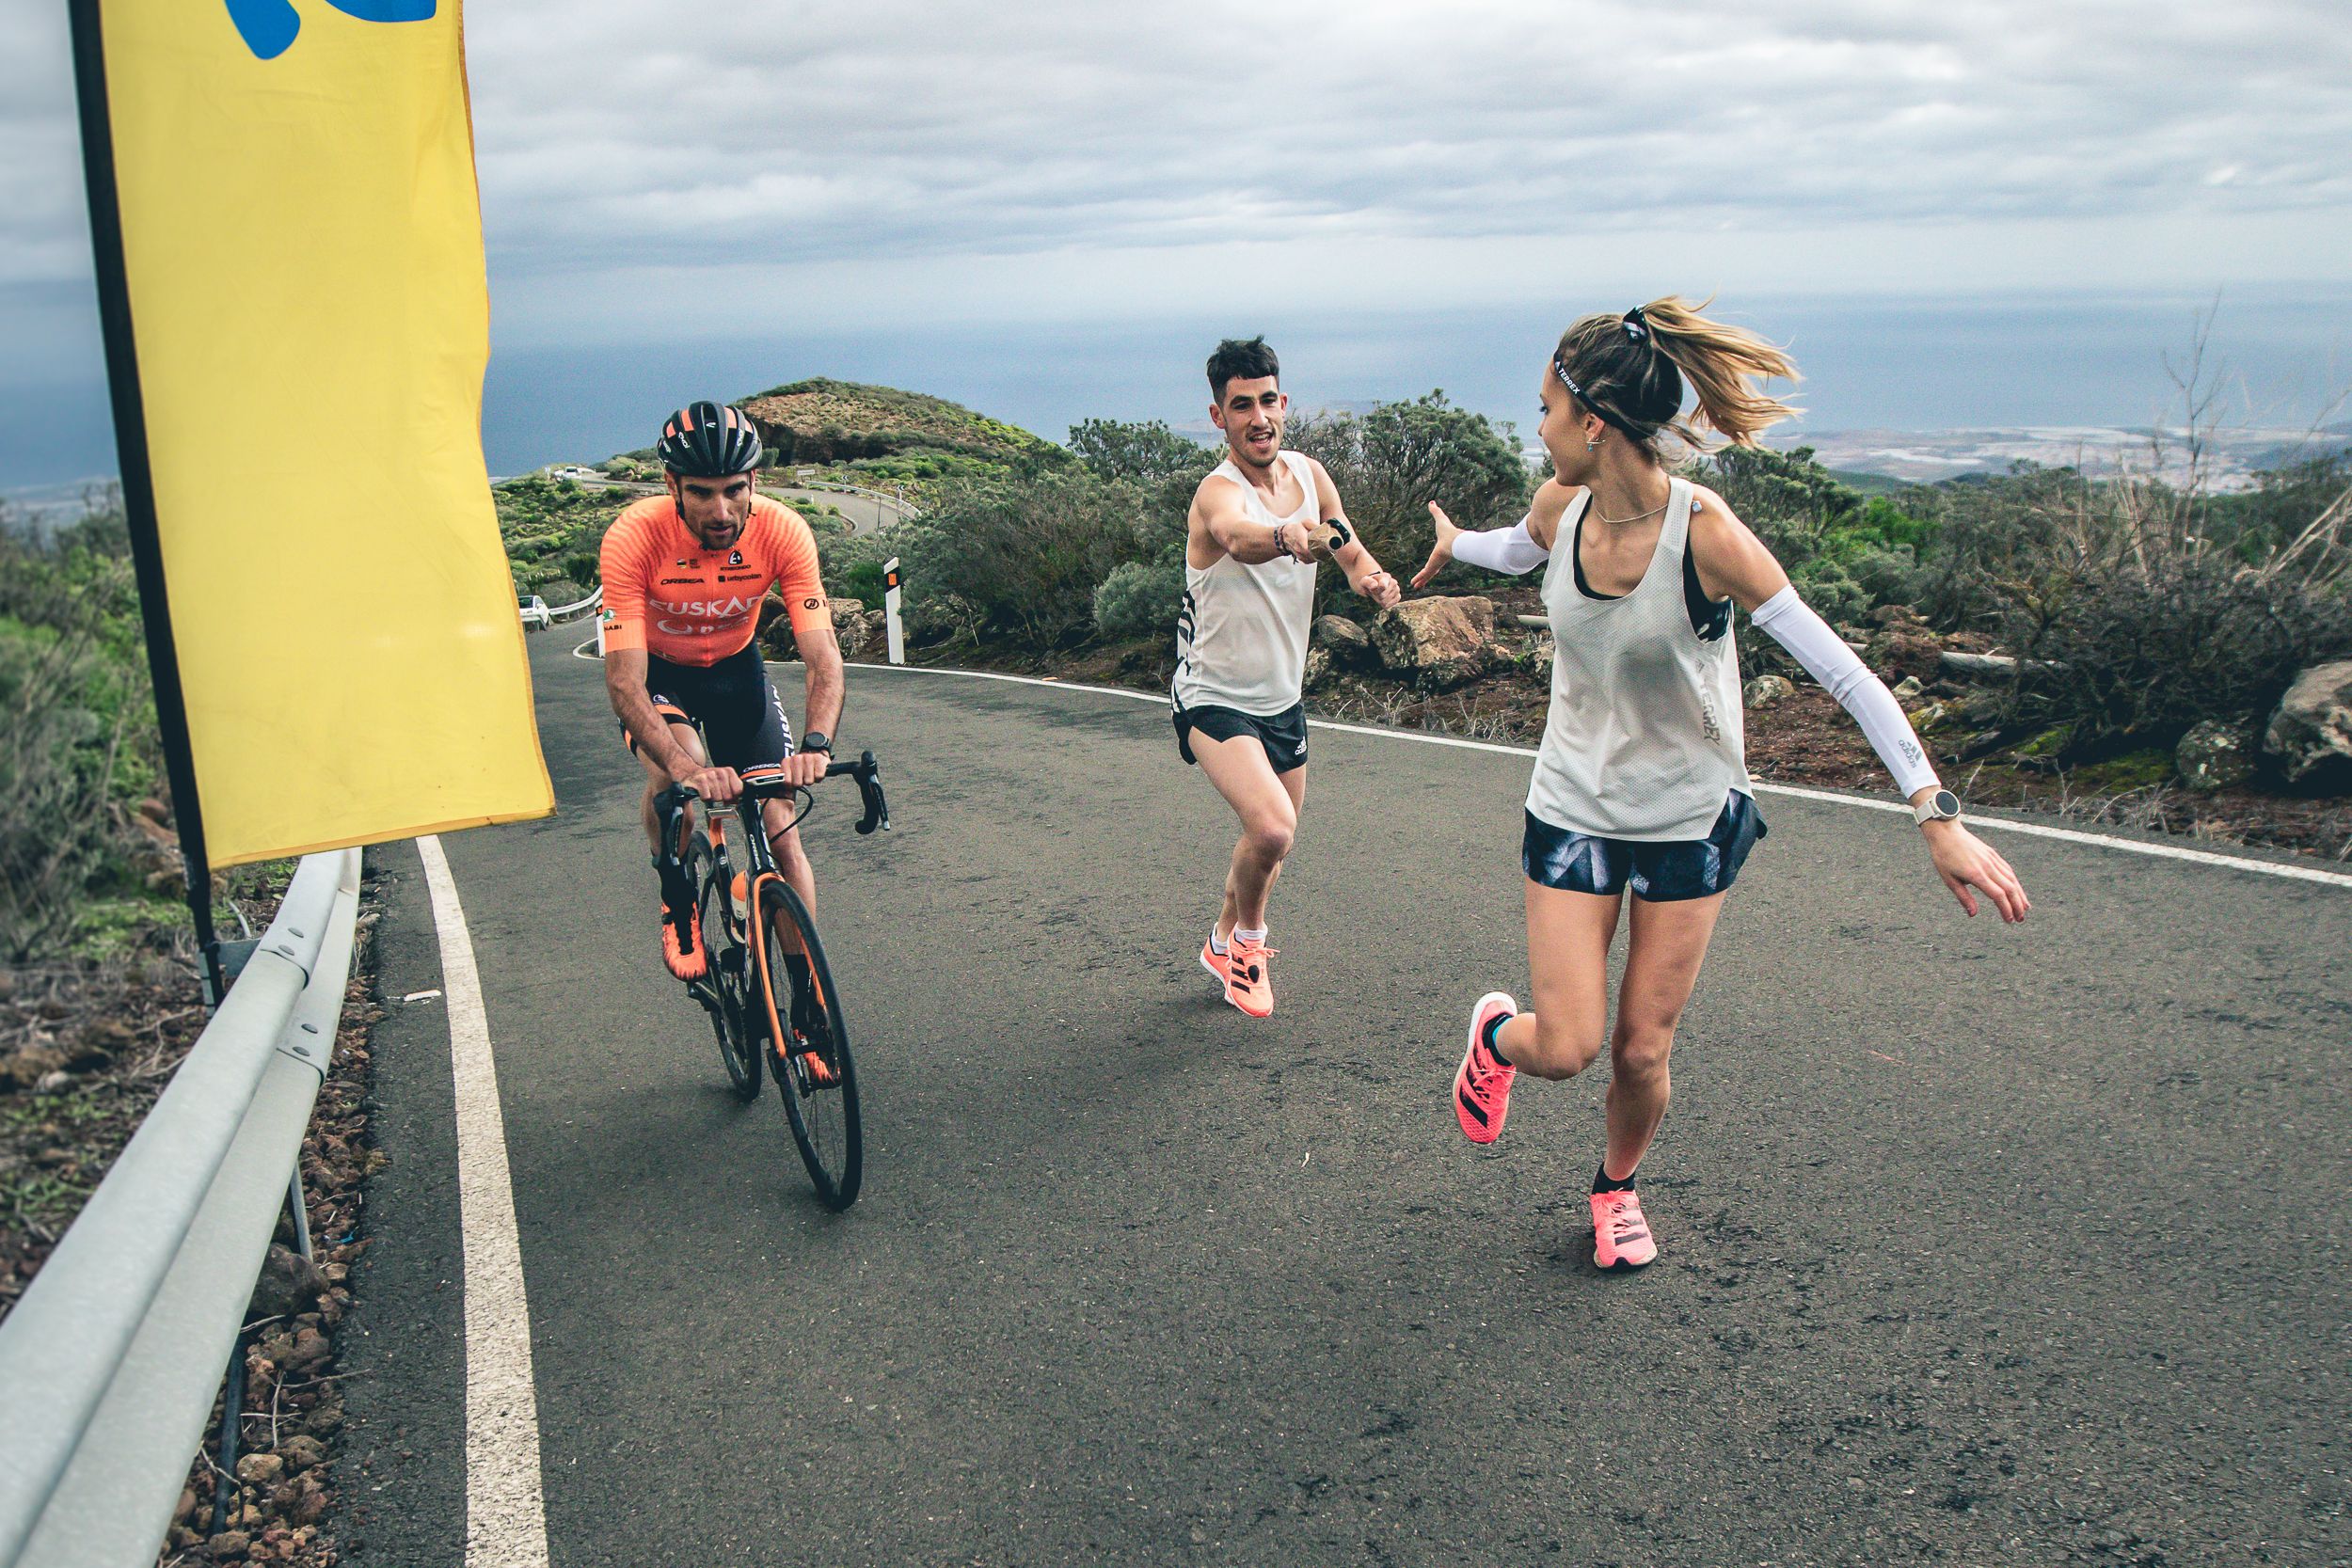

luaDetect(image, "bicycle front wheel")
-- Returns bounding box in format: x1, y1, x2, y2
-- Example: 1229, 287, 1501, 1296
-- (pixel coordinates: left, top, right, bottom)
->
756, 879, 863, 1210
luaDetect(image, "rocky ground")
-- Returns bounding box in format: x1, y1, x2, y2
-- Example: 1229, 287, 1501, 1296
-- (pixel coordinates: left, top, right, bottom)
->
864, 585, 2352, 863
0, 882, 384, 1567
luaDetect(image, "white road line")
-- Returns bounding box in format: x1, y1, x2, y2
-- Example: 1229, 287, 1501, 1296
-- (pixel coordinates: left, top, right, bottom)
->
417, 836, 552, 1568
836, 659, 2352, 890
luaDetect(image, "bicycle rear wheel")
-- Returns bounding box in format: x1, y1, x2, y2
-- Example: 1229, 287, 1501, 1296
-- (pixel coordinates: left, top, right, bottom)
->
756, 879, 862, 1210
688, 836, 759, 1101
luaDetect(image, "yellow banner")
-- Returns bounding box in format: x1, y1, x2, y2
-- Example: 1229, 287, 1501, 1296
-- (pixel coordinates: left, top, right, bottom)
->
99, 0, 549, 864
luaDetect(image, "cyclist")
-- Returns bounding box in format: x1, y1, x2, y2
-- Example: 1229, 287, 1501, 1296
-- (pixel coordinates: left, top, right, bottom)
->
1177, 337, 1403, 1017
598, 402, 844, 981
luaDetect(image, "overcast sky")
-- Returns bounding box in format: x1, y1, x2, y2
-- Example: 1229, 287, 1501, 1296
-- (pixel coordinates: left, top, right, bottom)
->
4, 0, 2349, 476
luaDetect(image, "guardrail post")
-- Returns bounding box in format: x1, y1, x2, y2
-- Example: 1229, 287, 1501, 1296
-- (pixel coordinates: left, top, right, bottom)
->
883, 557, 904, 666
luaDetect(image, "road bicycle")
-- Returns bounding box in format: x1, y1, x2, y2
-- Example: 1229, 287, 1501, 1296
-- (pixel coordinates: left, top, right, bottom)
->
654, 752, 890, 1211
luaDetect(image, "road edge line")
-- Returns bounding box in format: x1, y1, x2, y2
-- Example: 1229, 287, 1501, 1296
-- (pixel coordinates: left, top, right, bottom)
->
830, 657, 2352, 890
417, 835, 553, 1568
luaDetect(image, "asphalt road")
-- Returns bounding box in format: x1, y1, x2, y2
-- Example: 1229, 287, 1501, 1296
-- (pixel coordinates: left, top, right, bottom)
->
341, 630, 2350, 1567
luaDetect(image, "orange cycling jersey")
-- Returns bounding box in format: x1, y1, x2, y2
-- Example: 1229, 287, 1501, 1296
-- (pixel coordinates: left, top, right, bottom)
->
599, 495, 831, 667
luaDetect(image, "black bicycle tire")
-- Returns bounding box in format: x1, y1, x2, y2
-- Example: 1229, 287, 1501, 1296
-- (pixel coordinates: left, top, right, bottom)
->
687, 836, 760, 1101
757, 879, 863, 1210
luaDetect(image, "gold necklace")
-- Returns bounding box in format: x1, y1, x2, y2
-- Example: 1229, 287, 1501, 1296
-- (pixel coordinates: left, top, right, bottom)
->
1593, 499, 1669, 527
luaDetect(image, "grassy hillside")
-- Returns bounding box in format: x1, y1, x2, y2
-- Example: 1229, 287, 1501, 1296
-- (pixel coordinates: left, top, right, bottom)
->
739, 378, 1062, 481
496, 475, 638, 600
498, 380, 1056, 596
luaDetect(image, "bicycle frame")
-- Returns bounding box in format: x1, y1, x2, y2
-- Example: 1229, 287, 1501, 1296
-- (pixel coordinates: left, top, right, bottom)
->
654, 752, 889, 1051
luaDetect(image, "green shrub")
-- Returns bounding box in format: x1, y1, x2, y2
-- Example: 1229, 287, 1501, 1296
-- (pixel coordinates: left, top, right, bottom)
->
1093, 561, 1186, 641
0, 498, 159, 959
1788, 557, 1868, 627
1704, 446, 1936, 614
888, 467, 1152, 645
1994, 528, 2352, 752
1288, 392, 1532, 594
843, 560, 887, 610
1069, 419, 1216, 487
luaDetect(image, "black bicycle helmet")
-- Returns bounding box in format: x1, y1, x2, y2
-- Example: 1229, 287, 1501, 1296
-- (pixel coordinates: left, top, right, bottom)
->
655, 401, 764, 476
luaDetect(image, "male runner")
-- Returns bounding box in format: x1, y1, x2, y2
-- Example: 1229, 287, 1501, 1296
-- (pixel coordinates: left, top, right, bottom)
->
1177, 338, 1403, 1017
599, 402, 844, 979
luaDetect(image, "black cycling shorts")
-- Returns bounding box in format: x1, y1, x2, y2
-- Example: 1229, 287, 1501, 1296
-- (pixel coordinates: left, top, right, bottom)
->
1521, 791, 1767, 902
622, 641, 793, 771
1174, 701, 1309, 775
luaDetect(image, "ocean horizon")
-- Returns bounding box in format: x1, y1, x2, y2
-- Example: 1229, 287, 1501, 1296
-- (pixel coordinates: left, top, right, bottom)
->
4, 287, 2347, 494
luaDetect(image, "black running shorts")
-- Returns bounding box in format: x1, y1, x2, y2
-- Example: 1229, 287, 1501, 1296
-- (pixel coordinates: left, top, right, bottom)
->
1173, 701, 1309, 775
622, 641, 794, 771
1521, 791, 1767, 902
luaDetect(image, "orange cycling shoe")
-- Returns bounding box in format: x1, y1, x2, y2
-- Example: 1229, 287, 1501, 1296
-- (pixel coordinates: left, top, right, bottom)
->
1590, 1187, 1657, 1271
1203, 931, 1276, 1018
1453, 991, 1518, 1145
660, 902, 707, 981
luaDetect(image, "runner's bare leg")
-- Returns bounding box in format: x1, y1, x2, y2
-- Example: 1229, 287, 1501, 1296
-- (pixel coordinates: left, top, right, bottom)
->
1190, 729, 1301, 940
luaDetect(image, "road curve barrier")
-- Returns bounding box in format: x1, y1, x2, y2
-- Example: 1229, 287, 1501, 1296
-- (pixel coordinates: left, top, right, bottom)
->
547, 585, 601, 623
0, 849, 363, 1568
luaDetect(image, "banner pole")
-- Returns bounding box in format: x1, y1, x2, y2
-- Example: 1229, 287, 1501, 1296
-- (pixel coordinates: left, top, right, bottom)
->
68, 0, 225, 1003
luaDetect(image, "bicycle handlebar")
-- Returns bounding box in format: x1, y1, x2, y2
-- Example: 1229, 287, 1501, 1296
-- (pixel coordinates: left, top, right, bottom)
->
660, 750, 892, 835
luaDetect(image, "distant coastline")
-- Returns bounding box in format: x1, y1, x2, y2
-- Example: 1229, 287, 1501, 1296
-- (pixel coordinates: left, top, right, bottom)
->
16, 419, 2351, 515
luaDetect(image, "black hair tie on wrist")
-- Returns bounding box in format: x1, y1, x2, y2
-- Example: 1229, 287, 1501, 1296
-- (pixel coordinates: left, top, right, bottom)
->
1623, 305, 1649, 341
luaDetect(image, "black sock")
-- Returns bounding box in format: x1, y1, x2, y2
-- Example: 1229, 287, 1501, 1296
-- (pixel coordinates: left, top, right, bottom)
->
1592, 1164, 1637, 1195
1480, 1011, 1513, 1066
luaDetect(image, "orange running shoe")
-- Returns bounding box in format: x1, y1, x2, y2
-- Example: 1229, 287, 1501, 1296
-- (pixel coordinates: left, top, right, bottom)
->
1590, 1187, 1657, 1270
1213, 932, 1276, 1018
1453, 991, 1518, 1144
660, 902, 707, 981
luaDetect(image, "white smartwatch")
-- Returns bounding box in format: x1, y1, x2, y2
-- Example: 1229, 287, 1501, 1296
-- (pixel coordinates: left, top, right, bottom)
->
1913, 787, 1962, 826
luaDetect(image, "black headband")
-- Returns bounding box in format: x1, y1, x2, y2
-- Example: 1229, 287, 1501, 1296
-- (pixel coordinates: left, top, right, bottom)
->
1551, 351, 1650, 440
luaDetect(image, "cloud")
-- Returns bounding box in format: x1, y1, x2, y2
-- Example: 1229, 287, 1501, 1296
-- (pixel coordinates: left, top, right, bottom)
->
455, 0, 2352, 274
4, 0, 2349, 346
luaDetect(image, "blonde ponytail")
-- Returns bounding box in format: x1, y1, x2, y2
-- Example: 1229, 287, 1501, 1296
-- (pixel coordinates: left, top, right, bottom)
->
1551, 295, 1801, 455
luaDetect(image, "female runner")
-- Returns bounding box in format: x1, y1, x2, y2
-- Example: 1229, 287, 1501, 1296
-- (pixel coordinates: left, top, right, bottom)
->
1414, 297, 2030, 1271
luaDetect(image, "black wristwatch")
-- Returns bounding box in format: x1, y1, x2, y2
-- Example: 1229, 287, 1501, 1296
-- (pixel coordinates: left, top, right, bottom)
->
799, 732, 834, 757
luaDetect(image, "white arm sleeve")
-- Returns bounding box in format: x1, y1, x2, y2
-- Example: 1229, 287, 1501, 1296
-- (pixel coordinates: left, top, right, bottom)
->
1750, 584, 1942, 800
1450, 515, 1549, 576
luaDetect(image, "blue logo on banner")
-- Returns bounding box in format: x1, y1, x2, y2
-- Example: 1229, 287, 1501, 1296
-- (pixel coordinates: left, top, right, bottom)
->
226, 0, 436, 61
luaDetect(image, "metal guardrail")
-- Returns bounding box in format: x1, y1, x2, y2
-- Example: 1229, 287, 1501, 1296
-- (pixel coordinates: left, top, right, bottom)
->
546, 585, 600, 621
0, 848, 363, 1568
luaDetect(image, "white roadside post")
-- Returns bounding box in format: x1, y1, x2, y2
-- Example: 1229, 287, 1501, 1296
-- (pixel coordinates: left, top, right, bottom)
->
883, 557, 905, 666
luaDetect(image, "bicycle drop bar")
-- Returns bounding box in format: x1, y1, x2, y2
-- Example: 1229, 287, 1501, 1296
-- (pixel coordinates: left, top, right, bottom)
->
663, 751, 892, 835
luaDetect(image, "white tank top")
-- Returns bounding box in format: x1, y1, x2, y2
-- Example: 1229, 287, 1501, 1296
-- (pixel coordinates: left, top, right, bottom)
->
1172, 451, 1320, 717
1525, 477, 1752, 841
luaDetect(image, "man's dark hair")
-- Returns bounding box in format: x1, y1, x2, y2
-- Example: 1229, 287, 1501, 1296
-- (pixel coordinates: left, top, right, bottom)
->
1206, 337, 1280, 401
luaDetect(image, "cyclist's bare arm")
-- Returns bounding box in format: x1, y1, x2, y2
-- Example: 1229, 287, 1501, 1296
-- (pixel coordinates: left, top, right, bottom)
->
780, 606, 847, 787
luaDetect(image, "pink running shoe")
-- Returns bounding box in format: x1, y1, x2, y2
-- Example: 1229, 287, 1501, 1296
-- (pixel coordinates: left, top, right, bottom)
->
1590, 1188, 1657, 1270
1221, 933, 1276, 1018
1453, 991, 1518, 1145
